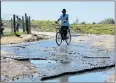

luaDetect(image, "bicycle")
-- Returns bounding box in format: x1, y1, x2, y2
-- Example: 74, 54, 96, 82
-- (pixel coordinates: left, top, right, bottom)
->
55, 24, 71, 46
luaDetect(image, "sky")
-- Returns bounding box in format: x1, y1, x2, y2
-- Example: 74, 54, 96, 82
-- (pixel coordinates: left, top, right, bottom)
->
1, 1, 115, 23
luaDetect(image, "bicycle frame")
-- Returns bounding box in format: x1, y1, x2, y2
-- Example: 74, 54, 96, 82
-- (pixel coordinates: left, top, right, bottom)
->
55, 23, 71, 46
55, 23, 70, 32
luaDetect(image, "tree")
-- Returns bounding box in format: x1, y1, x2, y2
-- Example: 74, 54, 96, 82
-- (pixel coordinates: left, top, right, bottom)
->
99, 18, 115, 24
81, 22, 86, 24
93, 22, 96, 24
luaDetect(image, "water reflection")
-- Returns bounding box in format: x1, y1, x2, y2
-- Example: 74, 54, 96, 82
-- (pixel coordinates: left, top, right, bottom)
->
60, 75, 68, 82
42, 67, 114, 82
54, 45, 72, 64
59, 45, 70, 53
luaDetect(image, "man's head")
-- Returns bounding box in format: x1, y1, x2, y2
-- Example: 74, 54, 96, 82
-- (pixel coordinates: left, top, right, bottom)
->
62, 9, 66, 14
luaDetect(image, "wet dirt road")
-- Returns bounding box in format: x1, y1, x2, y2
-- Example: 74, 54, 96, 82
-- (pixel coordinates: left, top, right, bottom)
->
1, 34, 115, 82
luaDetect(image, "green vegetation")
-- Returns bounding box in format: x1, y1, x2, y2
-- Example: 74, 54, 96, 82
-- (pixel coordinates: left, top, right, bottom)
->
99, 18, 115, 24
2, 18, 115, 36
31, 20, 58, 32
31, 20, 115, 35
71, 24, 115, 35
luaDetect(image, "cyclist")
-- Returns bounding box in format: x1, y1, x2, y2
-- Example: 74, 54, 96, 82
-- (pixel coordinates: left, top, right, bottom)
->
55, 9, 70, 40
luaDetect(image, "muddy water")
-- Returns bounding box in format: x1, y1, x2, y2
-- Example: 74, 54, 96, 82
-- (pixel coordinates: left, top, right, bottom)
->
1, 39, 113, 59
1, 39, 115, 82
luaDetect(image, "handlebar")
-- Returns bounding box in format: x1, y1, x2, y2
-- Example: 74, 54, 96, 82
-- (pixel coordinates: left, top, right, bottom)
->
53, 22, 71, 30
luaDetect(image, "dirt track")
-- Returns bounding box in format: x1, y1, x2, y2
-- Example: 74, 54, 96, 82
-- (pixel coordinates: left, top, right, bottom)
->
1, 33, 48, 45
1, 51, 40, 82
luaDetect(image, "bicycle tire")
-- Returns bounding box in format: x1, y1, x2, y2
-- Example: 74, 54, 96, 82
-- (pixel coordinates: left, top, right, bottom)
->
56, 32, 62, 46
65, 30, 71, 45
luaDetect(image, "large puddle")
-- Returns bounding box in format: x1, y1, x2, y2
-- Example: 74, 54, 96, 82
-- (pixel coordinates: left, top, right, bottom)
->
1, 39, 115, 82
1, 39, 114, 59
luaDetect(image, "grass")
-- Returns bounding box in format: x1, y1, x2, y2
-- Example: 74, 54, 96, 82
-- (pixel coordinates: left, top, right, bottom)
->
31, 20, 115, 35
3, 20, 115, 36
70, 24, 115, 35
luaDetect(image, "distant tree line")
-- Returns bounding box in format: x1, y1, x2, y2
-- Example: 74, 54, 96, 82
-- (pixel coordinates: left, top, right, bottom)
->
98, 18, 115, 24
73, 18, 115, 24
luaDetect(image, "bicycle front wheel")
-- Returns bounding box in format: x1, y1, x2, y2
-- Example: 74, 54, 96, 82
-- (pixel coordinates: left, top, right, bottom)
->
56, 32, 62, 46
65, 30, 71, 45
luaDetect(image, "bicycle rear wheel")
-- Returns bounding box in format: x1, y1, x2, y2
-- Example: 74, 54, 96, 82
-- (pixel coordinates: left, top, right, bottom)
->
65, 30, 71, 45
56, 32, 62, 46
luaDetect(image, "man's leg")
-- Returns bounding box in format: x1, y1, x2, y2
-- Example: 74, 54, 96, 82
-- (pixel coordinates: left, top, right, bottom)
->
60, 26, 63, 39
61, 26, 65, 40
64, 26, 68, 39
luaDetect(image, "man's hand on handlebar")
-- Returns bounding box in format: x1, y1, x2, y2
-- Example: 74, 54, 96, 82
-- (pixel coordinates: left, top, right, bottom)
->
55, 21, 58, 24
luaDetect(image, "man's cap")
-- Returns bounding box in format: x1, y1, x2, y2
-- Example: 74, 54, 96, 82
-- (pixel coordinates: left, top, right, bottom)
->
62, 9, 66, 12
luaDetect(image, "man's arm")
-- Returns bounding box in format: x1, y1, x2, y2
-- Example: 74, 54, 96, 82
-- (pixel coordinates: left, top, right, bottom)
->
55, 15, 62, 23
55, 19, 60, 23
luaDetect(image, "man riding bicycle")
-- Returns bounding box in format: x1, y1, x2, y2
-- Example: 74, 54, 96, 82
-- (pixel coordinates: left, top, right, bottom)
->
55, 9, 70, 40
